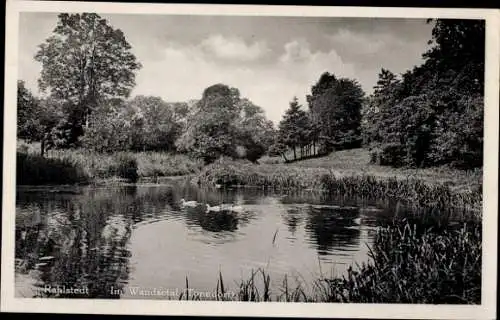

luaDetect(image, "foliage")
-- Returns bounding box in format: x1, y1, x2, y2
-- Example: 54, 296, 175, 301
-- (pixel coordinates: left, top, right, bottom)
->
17, 143, 203, 184
136, 151, 204, 177
126, 96, 183, 151
17, 80, 40, 140
80, 100, 135, 152
236, 98, 276, 162
215, 221, 480, 304
324, 221, 481, 304
363, 19, 484, 169
176, 84, 274, 163
115, 153, 138, 183
275, 97, 311, 161
307, 73, 365, 152
81, 96, 187, 153
17, 82, 65, 156
16, 152, 89, 185
34, 13, 141, 146
194, 156, 481, 212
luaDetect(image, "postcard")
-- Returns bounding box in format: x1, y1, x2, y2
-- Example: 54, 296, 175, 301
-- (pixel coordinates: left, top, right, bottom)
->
2, 1, 498, 319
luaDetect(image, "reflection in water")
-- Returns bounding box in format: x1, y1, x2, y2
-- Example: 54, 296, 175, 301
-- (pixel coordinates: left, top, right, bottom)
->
281, 208, 303, 236
15, 182, 464, 299
304, 207, 361, 256
185, 207, 240, 233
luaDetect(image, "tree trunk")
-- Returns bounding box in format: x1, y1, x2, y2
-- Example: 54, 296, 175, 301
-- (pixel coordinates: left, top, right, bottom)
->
40, 139, 45, 157
293, 147, 297, 161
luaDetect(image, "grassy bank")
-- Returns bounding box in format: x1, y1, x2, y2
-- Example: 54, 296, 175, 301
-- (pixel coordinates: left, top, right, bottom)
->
194, 150, 482, 212
179, 221, 481, 303
16, 142, 204, 185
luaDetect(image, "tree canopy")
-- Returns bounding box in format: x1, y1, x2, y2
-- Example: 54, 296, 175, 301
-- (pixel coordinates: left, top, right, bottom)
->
176, 84, 275, 163
35, 13, 142, 145
364, 19, 484, 169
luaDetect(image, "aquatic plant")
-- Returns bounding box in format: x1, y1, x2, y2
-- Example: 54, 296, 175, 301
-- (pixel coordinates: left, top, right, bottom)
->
202, 221, 481, 304
17, 143, 204, 184
115, 153, 139, 183
193, 157, 481, 212
16, 152, 89, 185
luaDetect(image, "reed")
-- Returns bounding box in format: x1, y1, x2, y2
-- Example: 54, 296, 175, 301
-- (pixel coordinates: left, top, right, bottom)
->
193, 157, 481, 211
16, 152, 89, 185
204, 221, 481, 304
17, 142, 204, 184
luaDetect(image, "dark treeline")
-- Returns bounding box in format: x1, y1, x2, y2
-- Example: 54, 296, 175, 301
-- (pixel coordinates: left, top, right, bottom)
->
17, 14, 484, 170
363, 19, 484, 169
270, 19, 484, 169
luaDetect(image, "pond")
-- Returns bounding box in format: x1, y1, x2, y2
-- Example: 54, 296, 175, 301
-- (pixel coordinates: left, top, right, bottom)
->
14, 178, 458, 300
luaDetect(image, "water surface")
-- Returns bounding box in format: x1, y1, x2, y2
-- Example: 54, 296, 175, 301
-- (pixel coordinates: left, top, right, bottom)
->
14, 180, 453, 300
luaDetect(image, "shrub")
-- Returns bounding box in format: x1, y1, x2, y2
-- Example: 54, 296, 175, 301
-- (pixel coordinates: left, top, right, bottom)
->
378, 143, 407, 167
115, 153, 138, 183
16, 152, 89, 185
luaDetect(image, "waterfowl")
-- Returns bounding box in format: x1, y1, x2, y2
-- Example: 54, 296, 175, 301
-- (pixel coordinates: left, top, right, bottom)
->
180, 198, 199, 207
353, 217, 362, 225
205, 204, 222, 213
205, 204, 244, 213
230, 205, 244, 213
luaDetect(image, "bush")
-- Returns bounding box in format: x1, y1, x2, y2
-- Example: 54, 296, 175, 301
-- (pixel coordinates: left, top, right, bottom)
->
378, 143, 407, 167
115, 153, 138, 183
16, 152, 89, 185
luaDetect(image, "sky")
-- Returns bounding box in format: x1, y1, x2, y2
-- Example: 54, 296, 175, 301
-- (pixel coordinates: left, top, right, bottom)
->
18, 13, 434, 124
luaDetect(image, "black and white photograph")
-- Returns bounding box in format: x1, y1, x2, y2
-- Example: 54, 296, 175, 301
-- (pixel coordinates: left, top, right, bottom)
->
2, 1, 498, 318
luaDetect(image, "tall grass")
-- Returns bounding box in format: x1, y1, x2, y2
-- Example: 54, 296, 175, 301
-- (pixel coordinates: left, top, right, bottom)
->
324, 221, 482, 304
193, 157, 482, 211
184, 221, 480, 303
17, 142, 204, 185
16, 152, 89, 185
135, 151, 204, 178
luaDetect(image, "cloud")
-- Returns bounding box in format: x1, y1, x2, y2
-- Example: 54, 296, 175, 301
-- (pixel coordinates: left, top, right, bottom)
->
278, 39, 357, 88
132, 37, 358, 125
328, 29, 388, 55
199, 34, 270, 61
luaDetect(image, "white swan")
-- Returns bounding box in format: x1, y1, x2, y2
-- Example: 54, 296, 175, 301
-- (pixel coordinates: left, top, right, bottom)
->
180, 198, 199, 207
205, 204, 244, 213
353, 217, 361, 225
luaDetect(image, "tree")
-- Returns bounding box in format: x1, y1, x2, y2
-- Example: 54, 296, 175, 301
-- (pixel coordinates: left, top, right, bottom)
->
176, 84, 241, 163
127, 95, 182, 151
236, 99, 276, 162
366, 19, 484, 169
81, 99, 137, 153
34, 13, 141, 146
17, 80, 39, 140
17, 81, 63, 156
176, 84, 275, 163
277, 97, 310, 161
307, 73, 365, 153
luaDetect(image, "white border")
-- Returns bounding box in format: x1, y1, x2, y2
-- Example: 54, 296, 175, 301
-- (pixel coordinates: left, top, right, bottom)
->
2, 1, 499, 319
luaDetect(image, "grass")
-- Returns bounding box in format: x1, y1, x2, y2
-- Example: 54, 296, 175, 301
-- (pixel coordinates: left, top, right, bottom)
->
193, 150, 482, 212
16, 141, 204, 185
16, 152, 90, 185
178, 221, 481, 304
264, 148, 482, 194
17, 143, 483, 213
